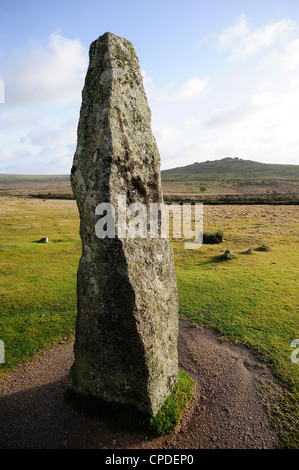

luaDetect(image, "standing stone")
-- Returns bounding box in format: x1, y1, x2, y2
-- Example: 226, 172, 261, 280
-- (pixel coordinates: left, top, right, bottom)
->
70, 32, 178, 416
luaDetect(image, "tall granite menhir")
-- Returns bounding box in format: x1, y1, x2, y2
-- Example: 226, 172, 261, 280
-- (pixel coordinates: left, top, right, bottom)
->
70, 32, 178, 416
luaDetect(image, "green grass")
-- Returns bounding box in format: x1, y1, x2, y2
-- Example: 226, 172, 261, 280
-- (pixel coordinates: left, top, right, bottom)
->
0, 174, 70, 184
0, 197, 298, 446
150, 370, 194, 435
0, 197, 80, 371
173, 204, 299, 447
175, 247, 298, 384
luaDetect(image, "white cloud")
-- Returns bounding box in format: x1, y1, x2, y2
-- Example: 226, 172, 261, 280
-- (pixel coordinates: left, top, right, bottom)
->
0, 118, 77, 174
144, 72, 209, 103
219, 14, 249, 48
0, 111, 39, 132
0, 32, 87, 174
141, 69, 153, 87
23, 117, 77, 173
0, 147, 31, 164
219, 16, 297, 61
28, 117, 77, 147
170, 77, 209, 102
264, 38, 299, 72
205, 92, 276, 128
1, 32, 87, 107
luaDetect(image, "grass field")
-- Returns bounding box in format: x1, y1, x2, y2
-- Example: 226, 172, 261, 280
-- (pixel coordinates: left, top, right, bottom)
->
0, 197, 80, 370
0, 196, 298, 447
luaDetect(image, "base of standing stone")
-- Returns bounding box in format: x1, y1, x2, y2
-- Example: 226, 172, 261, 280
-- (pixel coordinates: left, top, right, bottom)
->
69, 237, 179, 417
65, 370, 195, 435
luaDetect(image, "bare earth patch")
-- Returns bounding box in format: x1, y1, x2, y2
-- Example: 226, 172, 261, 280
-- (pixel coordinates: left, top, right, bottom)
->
0, 321, 281, 449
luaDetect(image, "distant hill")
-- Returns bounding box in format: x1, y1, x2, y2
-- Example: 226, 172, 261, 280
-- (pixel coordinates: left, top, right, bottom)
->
161, 157, 299, 181
0, 174, 70, 184
0, 173, 72, 199
0, 157, 298, 204
160, 157, 299, 204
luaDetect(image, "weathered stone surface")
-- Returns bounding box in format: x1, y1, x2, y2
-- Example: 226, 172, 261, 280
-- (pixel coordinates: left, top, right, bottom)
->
223, 249, 232, 259
70, 32, 178, 416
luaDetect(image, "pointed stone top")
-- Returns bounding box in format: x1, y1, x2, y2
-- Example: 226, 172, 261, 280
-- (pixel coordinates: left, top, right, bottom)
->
73, 29, 161, 210
89, 32, 137, 59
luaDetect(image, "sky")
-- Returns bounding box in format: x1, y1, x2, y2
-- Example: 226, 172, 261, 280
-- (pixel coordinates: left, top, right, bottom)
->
0, 0, 299, 174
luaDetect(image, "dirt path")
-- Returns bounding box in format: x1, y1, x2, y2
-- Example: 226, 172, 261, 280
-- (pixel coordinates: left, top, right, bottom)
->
0, 321, 281, 449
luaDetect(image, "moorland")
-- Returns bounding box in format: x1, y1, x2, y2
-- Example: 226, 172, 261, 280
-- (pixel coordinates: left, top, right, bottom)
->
0, 157, 298, 447
1, 157, 299, 204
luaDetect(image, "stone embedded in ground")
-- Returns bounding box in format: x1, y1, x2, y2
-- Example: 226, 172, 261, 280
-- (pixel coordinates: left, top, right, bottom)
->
70, 32, 179, 416
223, 249, 232, 259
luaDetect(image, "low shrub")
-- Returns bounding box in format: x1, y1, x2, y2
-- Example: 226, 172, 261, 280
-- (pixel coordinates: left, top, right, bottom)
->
255, 243, 271, 252
203, 229, 223, 244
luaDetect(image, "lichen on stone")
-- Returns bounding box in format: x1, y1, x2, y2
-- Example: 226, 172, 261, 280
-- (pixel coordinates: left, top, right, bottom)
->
70, 32, 179, 417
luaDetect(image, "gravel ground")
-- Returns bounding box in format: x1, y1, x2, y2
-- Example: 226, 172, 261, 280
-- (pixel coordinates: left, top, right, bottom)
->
0, 321, 281, 449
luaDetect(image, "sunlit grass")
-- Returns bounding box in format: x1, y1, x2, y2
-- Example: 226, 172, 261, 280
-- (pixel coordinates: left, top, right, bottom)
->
0, 197, 80, 371
0, 197, 298, 446
172, 204, 299, 448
